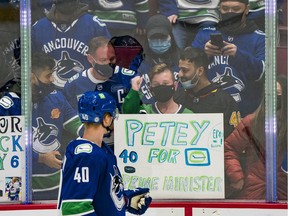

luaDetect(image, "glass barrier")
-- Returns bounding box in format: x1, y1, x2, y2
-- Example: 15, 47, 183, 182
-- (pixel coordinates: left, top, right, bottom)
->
0, 0, 286, 207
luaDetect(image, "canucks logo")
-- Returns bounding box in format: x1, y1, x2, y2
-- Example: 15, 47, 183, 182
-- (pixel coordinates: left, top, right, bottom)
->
212, 67, 245, 102
110, 165, 125, 210
53, 51, 84, 88
32, 117, 60, 153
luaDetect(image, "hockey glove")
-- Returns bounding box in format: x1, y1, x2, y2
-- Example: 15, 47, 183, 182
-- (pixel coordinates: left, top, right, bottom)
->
124, 188, 152, 215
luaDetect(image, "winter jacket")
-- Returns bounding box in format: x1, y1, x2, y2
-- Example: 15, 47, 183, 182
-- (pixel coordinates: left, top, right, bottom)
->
225, 114, 287, 200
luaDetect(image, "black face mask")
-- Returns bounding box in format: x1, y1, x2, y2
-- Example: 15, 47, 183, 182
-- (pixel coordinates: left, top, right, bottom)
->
219, 12, 244, 30
33, 79, 55, 102
150, 85, 175, 103
277, 95, 282, 111
93, 63, 115, 78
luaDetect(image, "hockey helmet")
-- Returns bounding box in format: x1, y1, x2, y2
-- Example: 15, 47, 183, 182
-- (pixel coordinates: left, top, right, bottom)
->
78, 91, 117, 123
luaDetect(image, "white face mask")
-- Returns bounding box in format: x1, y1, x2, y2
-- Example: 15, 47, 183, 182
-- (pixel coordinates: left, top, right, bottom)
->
180, 71, 200, 90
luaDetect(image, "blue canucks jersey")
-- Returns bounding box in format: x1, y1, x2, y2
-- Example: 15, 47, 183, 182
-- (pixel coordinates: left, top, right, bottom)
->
58, 138, 126, 216
32, 14, 111, 88
64, 66, 136, 112
90, 0, 149, 29
32, 90, 83, 199
0, 92, 21, 116
192, 27, 265, 117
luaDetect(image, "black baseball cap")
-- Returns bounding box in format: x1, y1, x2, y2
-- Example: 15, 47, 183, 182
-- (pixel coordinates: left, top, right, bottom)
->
146, 14, 172, 38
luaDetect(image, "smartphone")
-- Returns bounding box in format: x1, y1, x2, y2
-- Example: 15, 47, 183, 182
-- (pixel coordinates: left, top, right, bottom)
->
210, 33, 224, 49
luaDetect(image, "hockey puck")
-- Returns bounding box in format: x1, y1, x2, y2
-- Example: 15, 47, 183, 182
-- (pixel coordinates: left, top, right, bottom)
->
124, 166, 136, 173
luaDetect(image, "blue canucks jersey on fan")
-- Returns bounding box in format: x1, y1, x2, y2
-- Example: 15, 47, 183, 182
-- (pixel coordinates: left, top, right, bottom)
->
58, 138, 126, 216
32, 14, 111, 88
89, 0, 149, 29
0, 92, 21, 116
32, 90, 83, 199
192, 27, 265, 117
64, 65, 136, 112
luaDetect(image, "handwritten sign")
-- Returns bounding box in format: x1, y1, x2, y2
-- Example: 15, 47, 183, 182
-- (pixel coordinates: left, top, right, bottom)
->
0, 116, 24, 202
115, 114, 224, 199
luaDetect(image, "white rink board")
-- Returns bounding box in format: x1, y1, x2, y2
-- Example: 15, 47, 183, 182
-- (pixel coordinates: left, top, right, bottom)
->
193, 208, 287, 216
0, 208, 185, 216
0, 210, 58, 216
127, 207, 185, 216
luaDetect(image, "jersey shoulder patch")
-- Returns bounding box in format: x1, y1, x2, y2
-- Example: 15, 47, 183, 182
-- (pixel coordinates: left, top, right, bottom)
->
121, 68, 135, 76
74, 143, 93, 155
115, 66, 135, 76
92, 16, 107, 27
0, 96, 14, 109
255, 29, 265, 35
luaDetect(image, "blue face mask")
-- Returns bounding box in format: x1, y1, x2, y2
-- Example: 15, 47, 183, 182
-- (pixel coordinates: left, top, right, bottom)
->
180, 71, 200, 90
148, 38, 171, 54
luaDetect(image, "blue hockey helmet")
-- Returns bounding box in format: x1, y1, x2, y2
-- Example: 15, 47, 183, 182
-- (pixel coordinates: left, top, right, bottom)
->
78, 91, 117, 123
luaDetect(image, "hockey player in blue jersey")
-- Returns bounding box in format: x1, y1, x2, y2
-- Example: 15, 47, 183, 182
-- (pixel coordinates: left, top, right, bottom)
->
192, 0, 265, 117
58, 91, 152, 216
31, 52, 83, 200
32, 0, 111, 88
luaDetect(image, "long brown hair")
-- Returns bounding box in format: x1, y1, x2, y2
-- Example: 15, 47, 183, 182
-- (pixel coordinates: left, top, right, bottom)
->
252, 75, 287, 157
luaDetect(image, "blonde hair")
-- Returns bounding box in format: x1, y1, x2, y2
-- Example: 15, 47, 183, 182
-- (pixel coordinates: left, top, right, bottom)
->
148, 63, 175, 82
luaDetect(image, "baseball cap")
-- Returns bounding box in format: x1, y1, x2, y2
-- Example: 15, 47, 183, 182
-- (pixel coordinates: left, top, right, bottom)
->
220, 0, 248, 4
146, 15, 172, 38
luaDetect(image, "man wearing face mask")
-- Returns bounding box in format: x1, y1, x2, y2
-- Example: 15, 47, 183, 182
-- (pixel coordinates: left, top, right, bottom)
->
176, 47, 241, 138
32, 0, 111, 89
134, 14, 183, 105
63, 36, 137, 112
63, 36, 138, 149
122, 63, 193, 114
31, 52, 84, 200
192, 0, 265, 118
